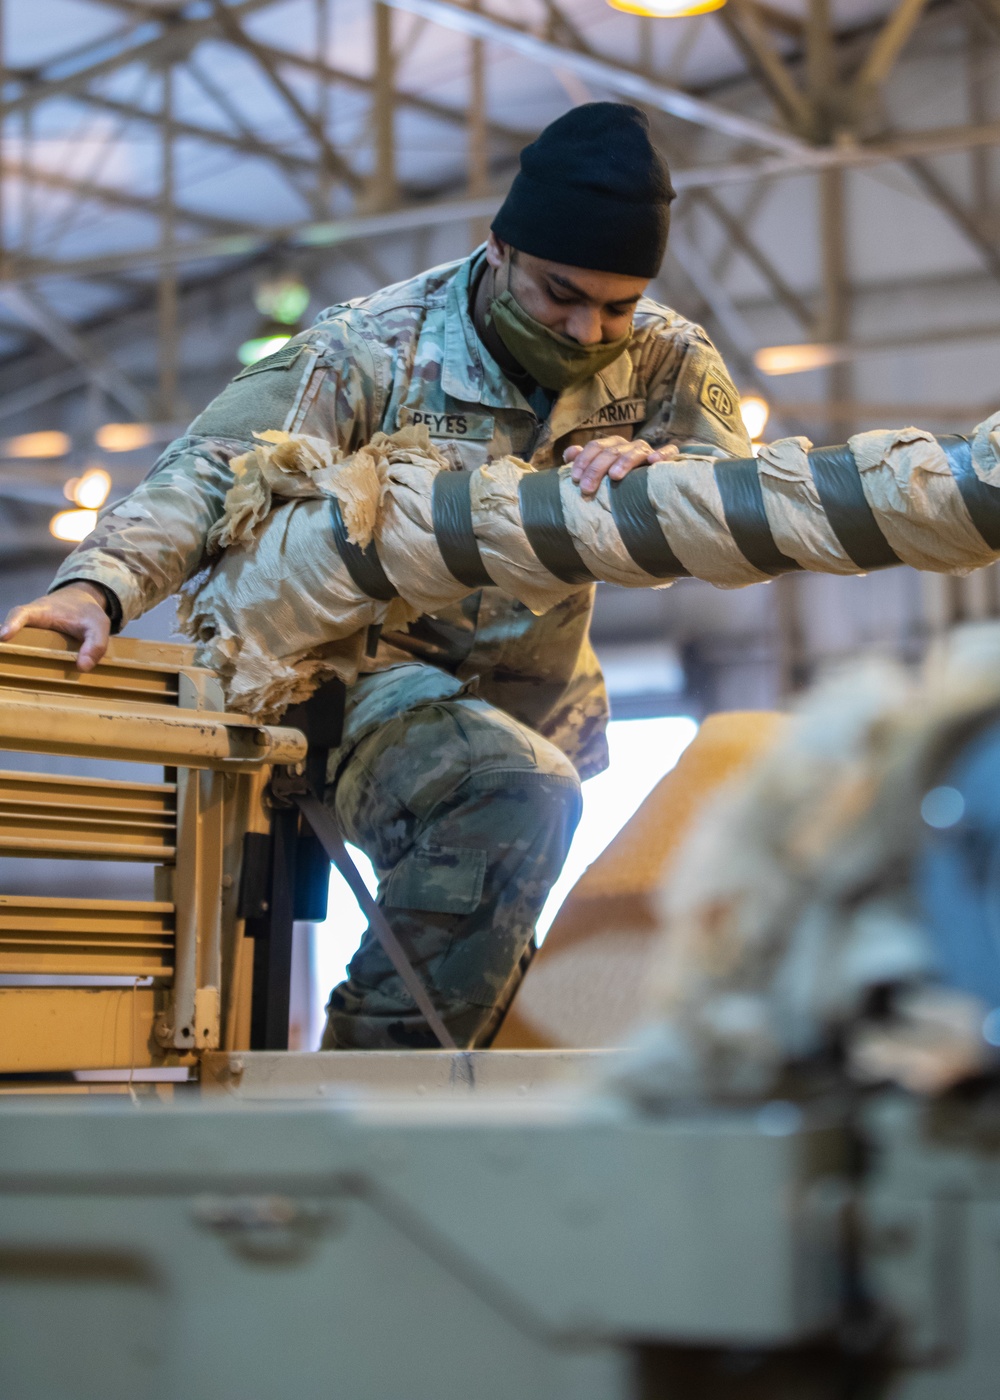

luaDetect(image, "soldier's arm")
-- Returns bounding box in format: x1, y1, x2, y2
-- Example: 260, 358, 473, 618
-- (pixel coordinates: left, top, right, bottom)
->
1, 318, 382, 664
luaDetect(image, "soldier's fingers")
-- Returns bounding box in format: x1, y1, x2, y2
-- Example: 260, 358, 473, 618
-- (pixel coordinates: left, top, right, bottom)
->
75, 614, 110, 672
578, 449, 626, 495
607, 443, 657, 480
569, 436, 628, 482
646, 444, 680, 462
0, 601, 60, 642
569, 442, 603, 481
0, 604, 30, 641
563, 445, 583, 463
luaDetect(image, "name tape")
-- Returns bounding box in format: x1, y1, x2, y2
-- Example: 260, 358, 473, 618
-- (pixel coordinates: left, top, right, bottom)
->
400, 408, 495, 441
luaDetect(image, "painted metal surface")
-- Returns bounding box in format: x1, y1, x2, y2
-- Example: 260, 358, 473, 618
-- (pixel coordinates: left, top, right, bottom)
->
0, 1093, 846, 1399
0, 630, 298, 1073
201, 1048, 629, 1097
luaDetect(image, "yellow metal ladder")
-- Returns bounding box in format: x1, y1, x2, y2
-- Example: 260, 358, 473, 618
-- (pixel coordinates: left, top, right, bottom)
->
0, 628, 305, 1080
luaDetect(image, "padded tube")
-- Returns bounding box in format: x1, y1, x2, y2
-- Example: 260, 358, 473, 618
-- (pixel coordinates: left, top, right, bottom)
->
329, 497, 398, 602
807, 443, 901, 570
714, 456, 802, 576
609, 466, 690, 579
518, 469, 596, 585
431, 471, 494, 588
942, 434, 1000, 551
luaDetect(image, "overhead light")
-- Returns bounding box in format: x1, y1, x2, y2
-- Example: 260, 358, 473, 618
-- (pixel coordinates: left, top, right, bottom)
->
754, 343, 850, 376
740, 395, 770, 441
607, 0, 726, 15
64, 466, 112, 510
238, 274, 309, 367
96, 422, 157, 453
3, 430, 72, 459
253, 275, 310, 326
237, 334, 291, 367
49, 508, 97, 543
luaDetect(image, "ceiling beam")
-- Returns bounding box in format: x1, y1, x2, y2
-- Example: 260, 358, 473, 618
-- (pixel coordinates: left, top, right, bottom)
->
686, 187, 815, 330
0, 285, 148, 417
80, 0, 535, 146
0, 366, 87, 423
1, 192, 505, 284
719, 0, 813, 135
672, 117, 1000, 190
18, 55, 516, 207
380, 0, 810, 155
68, 91, 318, 175
853, 0, 932, 92
906, 155, 1000, 285
183, 55, 324, 219
259, 41, 532, 145
2, 112, 998, 286
1, 156, 259, 238
757, 316, 1000, 370
750, 1, 807, 41
206, 0, 363, 194
0, 0, 283, 118
766, 399, 1000, 422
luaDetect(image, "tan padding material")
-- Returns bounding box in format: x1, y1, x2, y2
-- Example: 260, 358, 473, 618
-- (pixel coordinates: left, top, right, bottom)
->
494, 711, 787, 1050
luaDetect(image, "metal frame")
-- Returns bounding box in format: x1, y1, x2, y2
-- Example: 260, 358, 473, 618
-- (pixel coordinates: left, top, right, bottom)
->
0, 627, 306, 1077
0, 0, 996, 413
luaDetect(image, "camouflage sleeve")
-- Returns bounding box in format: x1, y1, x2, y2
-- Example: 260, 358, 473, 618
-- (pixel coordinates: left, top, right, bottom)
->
49, 315, 385, 624
641, 329, 753, 460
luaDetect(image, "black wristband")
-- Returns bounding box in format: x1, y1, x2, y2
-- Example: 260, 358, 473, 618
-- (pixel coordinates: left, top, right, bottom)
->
50, 579, 124, 634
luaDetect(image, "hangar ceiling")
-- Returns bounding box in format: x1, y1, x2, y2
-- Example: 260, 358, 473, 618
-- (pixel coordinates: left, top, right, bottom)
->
2, 0, 997, 415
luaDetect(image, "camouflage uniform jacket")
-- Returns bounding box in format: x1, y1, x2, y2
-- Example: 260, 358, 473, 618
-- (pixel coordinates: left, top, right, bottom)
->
52, 249, 751, 779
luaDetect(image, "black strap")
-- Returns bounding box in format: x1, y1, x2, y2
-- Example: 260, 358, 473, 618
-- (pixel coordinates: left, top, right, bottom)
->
807, 442, 900, 570
294, 792, 457, 1050
432, 471, 493, 588
518, 470, 595, 585
715, 456, 802, 576
941, 434, 1000, 551
329, 497, 398, 601
609, 466, 690, 579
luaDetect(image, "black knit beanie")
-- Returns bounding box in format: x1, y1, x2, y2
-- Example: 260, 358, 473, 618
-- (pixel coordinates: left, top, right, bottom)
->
492, 103, 675, 279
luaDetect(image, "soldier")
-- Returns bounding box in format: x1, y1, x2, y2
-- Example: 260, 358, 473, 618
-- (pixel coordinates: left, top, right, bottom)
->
2, 103, 752, 1049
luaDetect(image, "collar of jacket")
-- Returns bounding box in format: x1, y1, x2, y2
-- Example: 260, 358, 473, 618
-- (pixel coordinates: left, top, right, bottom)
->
441, 248, 636, 428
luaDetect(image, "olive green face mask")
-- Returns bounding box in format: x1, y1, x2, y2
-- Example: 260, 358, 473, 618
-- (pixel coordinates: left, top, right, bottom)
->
487, 287, 632, 392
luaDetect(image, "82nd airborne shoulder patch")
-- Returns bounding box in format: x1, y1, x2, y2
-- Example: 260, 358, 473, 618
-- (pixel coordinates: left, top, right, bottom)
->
698, 369, 741, 427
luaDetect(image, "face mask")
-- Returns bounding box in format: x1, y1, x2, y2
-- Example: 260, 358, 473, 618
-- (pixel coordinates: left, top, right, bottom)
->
487, 286, 632, 392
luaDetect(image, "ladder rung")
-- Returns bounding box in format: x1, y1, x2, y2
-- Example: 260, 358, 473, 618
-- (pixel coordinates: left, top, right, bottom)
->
0, 769, 176, 809
0, 835, 176, 861
0, 898, 175, 977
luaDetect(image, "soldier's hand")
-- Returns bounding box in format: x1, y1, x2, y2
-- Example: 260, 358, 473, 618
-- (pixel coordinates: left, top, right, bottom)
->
564, 436, 680, 498
0, 582, 111, 671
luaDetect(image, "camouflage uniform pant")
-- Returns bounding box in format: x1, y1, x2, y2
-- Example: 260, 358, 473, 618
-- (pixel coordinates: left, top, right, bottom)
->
320, 688, 582, 1050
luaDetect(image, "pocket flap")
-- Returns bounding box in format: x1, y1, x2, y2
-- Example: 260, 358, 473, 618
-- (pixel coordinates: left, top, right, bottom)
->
384, 845, 486, 915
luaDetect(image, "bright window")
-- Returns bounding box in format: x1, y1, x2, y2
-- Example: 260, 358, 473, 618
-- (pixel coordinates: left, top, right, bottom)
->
308, 715, 698, 1042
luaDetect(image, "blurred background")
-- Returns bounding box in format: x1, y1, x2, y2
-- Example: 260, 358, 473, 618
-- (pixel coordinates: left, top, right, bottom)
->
0, 0, 998, 1043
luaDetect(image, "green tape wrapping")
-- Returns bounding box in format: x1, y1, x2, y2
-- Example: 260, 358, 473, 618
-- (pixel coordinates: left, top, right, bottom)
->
431, 472, 494, 588
807, 443, 899, 570
329, 497, 399, 602
609, 466, 690, 579
941, 434, 1000, 551
715, 457, 802, 576
518, 470, 595, 586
